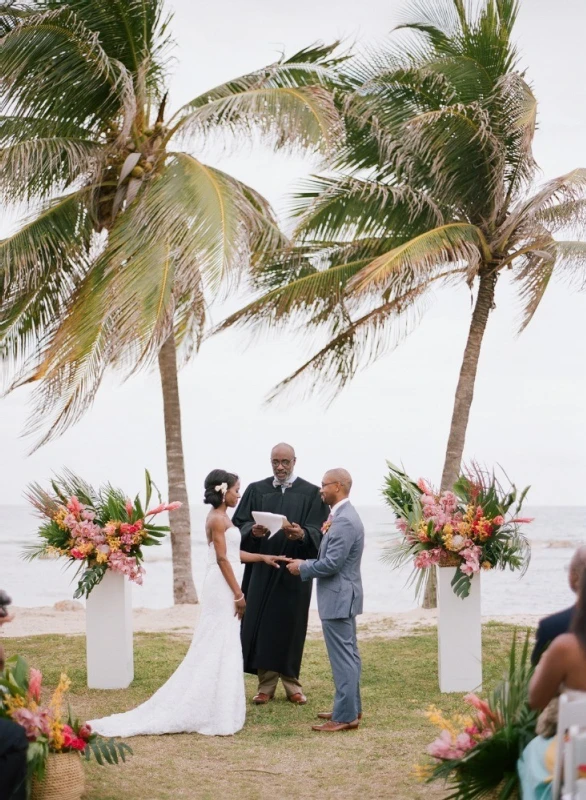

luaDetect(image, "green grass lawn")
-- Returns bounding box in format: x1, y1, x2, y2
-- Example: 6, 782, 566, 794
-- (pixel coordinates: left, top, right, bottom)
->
5, 623, 530, 799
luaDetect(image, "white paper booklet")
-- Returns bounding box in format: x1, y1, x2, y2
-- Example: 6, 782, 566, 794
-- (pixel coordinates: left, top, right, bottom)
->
251, 511, 289, 537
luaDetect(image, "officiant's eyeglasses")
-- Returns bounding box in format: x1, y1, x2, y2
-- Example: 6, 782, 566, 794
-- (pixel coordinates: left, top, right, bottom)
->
321, 481, 339, 488
272, 459, 292, 467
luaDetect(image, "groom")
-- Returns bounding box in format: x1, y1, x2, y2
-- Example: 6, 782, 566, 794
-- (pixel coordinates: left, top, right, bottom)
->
287, 468, 364, 732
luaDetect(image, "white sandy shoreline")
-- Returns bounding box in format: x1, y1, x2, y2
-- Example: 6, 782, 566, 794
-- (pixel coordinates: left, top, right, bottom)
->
2, 605, 541, 640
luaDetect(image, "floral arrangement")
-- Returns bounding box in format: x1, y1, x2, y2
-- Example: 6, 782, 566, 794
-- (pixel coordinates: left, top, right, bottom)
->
0, 655, 131, 781
417, 633, 537, 799
383, 462, 532, 598
25, 469, 180, 598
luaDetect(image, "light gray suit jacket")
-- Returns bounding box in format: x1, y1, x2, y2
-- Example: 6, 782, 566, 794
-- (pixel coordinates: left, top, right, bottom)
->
298, 501, 364, 620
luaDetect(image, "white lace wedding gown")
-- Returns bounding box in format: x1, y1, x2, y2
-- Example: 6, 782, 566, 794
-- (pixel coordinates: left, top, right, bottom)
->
89, 527, 246, 737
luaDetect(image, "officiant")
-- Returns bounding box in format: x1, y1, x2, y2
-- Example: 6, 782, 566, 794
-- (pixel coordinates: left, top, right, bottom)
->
233, 443, 328, 705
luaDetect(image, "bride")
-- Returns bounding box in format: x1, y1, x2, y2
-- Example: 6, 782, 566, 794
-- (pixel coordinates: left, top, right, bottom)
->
89, 469, 289, 737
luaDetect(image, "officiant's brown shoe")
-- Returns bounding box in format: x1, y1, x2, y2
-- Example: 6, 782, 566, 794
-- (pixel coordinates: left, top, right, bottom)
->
252, 693, 274, 705
311, 719, 360, 732
287, 693, 307, 705
317, 711, 363, 720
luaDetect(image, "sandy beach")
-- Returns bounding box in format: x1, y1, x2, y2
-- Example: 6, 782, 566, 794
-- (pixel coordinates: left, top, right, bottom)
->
2, 604, 542, 640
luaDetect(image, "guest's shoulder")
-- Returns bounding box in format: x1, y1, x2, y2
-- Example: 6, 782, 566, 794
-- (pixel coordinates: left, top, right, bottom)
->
538, 605, 575, 635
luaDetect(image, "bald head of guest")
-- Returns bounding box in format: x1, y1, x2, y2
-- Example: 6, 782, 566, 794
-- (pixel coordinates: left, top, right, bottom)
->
320, 468, 353, 507
271, 443, 296, 483
568, 546, 586, 594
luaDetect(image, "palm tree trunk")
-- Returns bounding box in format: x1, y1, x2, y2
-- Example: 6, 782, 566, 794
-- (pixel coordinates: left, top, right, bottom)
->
158, 334, 198, 604
422, 267, 498, 609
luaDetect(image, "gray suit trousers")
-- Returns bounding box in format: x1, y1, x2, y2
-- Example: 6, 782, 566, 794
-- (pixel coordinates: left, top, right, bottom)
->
321, 616, 362, 723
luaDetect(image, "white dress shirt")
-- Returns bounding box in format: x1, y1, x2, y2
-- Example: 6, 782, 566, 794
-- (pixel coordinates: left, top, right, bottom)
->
330, 497, 350, 517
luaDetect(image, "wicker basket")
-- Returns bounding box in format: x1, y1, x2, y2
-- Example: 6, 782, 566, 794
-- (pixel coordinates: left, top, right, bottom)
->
31, 752, 85, 800
438, 550, 462, 567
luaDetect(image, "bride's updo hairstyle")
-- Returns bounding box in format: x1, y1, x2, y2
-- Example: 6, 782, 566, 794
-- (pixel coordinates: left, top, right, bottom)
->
203, 469, 238, 508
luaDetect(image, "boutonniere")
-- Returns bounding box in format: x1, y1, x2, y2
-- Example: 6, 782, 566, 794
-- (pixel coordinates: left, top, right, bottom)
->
321, 519, 332, 535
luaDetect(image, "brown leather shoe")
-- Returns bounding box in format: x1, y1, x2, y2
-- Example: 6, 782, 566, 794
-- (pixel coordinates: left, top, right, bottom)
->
317, 711, 363, 720
287, 692, 307, 705
311, 719, 360, 732
252, 693, 274, 705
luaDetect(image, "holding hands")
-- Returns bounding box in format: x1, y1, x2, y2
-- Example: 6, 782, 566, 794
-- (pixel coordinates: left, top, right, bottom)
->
287, 559, 305, 576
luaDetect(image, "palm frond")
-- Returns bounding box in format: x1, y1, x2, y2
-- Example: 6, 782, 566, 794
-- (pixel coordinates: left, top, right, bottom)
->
168, 55, 343, 154
348, 223, 490, 295
1, 7, 137, 138
0, 190, 93, 375
0, 137, 103, 203
214, 261, 365, 338
265, 268, 465, 405
290, 175, 446, 243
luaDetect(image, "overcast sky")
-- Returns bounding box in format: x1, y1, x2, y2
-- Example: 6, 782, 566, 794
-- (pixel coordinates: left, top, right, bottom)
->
1, 0, 586, 508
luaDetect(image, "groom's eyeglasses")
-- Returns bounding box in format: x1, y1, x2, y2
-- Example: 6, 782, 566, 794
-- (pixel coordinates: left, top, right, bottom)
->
321, 481, 339, 489
272, 459, 292, 467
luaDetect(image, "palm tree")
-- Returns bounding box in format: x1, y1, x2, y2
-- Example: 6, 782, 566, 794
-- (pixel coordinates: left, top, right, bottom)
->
0, 0, 342, 602
216, 0, 586, 605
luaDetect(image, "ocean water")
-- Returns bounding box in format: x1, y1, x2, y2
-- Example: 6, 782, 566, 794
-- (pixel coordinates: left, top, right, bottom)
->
0, 504, 584, 616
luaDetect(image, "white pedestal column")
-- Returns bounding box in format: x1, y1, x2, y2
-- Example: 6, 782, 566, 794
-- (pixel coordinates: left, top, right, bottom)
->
86, 570, 134, 689
437, 566, 482, 693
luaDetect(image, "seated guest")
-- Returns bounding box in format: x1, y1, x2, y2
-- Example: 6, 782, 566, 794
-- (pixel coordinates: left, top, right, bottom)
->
0, 609, 28, 800
518, 570, 586, 799
531, 546, 586, 665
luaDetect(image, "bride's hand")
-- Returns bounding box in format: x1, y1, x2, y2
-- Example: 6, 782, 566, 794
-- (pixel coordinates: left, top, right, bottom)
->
234, 595, 246, 619
262, 555, 293, 569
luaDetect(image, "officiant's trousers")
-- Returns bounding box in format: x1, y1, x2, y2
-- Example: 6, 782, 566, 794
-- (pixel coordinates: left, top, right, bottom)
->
257, 670, 302, 698
321, 616, 362, 723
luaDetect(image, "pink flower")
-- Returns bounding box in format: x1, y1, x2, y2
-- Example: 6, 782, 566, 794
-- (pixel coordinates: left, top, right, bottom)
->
62, 725, 86, 751
64, 513, 78, 529
492, 515, 504, 526
417, 478, 433, 494
511, 517, 534, 524
108, 551, 145, 585
414, 549, 442, 569
11, 707, 52, 741
440, 491, 458, 513
396, 518, 408, 533
464, 693, 497, 726
78, 724, 92, 741
70, 548, 85, 560
66, 496, 84, 515
81, 509, 96, 522
125, 499, 134, 517
28, 668, 42, 702
146, 501, 182, 516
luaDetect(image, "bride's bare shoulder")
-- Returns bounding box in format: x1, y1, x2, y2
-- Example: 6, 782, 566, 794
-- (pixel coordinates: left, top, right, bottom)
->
205, 510, 231, 541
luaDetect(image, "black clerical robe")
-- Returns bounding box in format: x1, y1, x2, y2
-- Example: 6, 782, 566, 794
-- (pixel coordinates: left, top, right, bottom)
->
233, 476, 329, 678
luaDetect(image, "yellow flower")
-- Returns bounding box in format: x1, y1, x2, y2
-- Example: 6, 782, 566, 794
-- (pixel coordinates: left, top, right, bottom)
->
49, 673, 71, 721
413, 763, 434, 781
425, 705, 459, 737
51, 721, 65, 751
443, 524, 454, 536
482, 561, 492, 570
5, 695, 26, 714
107, 536, 121, 552
53, 507, 69, 530
95, 551, 108, 565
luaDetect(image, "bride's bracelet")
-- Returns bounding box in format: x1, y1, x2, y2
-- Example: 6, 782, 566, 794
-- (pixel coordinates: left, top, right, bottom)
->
234, 594, 245, 603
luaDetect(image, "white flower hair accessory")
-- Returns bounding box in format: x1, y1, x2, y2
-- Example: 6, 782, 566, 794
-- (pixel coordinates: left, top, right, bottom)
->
215, 482, 228, 497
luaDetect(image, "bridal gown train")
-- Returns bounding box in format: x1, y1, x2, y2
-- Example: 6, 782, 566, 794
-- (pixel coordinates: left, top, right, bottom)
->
89, 527, 246, 737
